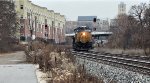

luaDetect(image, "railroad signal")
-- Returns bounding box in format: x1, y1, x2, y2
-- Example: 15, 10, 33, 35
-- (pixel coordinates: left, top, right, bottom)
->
93, 18, 97, 31
93, 18, 96, 22
94, 28, 96, 31
45, 24, 48, 29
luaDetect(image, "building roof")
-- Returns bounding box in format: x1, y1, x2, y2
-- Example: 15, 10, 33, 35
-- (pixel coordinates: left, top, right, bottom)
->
78, 16, 97, 21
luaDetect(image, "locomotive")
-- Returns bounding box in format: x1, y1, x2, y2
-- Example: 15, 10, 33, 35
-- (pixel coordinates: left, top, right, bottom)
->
73, 26, 93, 51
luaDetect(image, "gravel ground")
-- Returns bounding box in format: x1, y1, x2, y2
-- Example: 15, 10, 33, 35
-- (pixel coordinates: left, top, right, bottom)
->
75, 52, 150, 76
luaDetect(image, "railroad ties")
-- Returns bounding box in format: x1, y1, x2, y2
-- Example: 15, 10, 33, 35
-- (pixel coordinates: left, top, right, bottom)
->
71, 50, 150, 75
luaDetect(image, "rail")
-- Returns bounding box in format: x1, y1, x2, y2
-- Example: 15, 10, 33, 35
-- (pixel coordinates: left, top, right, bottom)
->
71, 50, 150, 75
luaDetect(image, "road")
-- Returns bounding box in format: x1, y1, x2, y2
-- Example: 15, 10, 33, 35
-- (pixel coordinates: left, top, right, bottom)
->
0, 51, 38, 83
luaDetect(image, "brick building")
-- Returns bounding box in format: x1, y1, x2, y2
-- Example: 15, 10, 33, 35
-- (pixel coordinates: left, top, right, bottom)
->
15, 0, 66, 43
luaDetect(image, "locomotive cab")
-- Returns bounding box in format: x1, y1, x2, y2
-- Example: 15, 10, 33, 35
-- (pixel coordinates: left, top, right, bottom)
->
73, 26, 93, 51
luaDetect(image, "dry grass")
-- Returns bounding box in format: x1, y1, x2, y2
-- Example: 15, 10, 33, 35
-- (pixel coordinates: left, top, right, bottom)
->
0, 44, 25, 53
96, 47, 146, 56
25, 40, 106, 83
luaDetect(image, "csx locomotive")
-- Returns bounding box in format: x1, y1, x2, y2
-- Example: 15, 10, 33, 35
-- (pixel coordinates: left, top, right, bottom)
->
73, 26, 93, 51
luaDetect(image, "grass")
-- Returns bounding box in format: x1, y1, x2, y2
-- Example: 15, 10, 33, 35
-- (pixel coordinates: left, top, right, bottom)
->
96, 47, 146, 56
25, 40, 107, 83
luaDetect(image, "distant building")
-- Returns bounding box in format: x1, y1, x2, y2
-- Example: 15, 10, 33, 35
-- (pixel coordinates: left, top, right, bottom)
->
110, 19, 118, 32
97, 19, 110, 32
118, 2, 126, 15
78, 16, 97, 31
65, 16, 110, 34
110, 19, 118, 27
65, 21, 77, 34
78, 16, 97, 21
78, 16, 109, 31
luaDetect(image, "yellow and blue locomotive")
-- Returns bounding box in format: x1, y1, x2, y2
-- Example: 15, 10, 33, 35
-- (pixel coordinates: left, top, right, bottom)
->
73, 26, 93, 51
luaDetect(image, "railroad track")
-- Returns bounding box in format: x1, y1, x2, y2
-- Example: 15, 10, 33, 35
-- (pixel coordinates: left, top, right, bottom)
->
71, 50, 150, 75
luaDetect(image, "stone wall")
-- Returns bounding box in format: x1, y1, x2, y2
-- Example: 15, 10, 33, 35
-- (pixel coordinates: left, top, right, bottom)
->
76, 57, 150, 83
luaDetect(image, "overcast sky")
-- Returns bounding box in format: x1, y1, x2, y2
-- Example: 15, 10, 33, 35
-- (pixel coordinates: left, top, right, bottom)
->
30, 0, 149, 21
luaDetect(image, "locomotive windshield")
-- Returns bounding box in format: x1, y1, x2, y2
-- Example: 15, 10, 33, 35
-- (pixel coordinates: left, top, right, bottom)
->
74, 26, 91, 32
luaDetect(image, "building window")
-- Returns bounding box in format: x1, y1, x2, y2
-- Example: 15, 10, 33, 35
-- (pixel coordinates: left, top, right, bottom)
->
45, 33, 48, 37
21, 15, 23, 19
38, 24, 41, 32
52, 21, 54, 28
58, 23, 60, 28
21, 25, 24, 29
20, 5, 23, 9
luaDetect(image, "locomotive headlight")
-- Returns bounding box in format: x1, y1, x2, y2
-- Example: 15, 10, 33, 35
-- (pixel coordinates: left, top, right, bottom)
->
82, 32, 86, 36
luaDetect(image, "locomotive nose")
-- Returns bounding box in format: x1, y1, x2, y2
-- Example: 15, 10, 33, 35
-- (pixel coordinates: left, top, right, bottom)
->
82, 32, 86, 36
80, 32, 91, 43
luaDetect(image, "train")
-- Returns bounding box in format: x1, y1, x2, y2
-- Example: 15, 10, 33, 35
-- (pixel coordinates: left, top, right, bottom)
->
72, 26, 93, 51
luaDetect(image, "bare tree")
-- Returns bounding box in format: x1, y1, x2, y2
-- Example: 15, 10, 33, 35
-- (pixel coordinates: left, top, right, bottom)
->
0, 1, 17, 52
129, 3, 147, 48
108, 3, 150, 55
108, 14, 134, 49
129, 3, 150, 55
129, 3, 147, 26
142, 7, 150, 55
